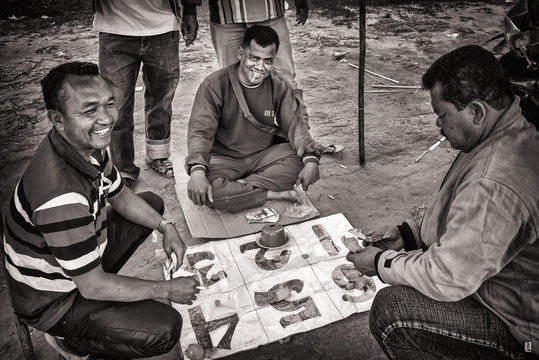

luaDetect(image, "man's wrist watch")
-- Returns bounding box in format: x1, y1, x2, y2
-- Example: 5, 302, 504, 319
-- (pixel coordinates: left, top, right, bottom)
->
158, 219, 176, 234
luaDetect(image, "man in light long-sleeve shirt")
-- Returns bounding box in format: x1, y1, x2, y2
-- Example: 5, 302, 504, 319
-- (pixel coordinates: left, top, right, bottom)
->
185, 25, 324, 212
347, 45, 539, 358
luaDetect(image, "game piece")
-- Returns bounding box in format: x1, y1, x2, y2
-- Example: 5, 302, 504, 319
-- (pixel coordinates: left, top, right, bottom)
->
267, 287, 292, 304
185, 343, 205, 360
273, 255, 281, 262
215, 299, 221, 307
245, 208, 279, 223
349, 228, 368, 240
211, 274, 220, 281
342, 235, 362, 253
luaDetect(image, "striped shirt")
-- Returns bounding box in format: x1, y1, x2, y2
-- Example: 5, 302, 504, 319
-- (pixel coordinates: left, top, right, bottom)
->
209, 0, 286, 24
3, 129, 123, 331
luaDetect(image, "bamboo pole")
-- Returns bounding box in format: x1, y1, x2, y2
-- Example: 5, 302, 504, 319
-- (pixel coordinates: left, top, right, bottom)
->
359, 0, 366, 166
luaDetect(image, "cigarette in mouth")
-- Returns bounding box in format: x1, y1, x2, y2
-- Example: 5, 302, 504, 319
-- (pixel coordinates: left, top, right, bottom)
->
415, 136, 447, 163
251, 73, 261, 83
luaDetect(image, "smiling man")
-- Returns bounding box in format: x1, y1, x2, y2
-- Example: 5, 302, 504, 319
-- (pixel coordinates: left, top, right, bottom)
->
185, 25, 325, 212
346, 45, 539, 358
3, 62, 199, 359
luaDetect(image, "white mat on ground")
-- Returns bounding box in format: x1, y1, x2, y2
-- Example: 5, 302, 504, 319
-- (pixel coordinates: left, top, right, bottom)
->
167, 213, 390, 359
173, 156, 320, 239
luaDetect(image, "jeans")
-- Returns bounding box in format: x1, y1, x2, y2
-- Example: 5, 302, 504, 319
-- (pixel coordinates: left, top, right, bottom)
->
370, 285, 539, 360
210, 17, 309, 122
99, 32, 180, 180
46, 192, 183, 359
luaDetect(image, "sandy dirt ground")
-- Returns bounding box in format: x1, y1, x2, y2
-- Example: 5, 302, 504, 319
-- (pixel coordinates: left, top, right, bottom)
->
0, 2, 513, 359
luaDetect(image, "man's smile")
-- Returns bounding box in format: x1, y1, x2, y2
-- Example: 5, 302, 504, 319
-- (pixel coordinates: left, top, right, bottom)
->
92, 126, 112, 136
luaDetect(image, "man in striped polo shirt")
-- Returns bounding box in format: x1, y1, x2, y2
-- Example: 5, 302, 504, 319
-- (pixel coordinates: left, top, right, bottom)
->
3, 62, 199, 359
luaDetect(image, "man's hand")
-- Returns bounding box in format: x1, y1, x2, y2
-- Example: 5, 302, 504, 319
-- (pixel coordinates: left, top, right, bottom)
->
363, 225, 404, 251
295, 162, 319, 191
167, 277, 200, 305
346, 246, 382, 277
161, 223, 187, 271
181, 15, 198, 46
188, 169, 214, 206
295, 0, 309, 25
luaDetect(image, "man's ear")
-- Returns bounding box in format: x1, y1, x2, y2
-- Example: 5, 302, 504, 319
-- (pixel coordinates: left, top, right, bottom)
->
470, 101, 486, 125
47, 109, 65, 131
237, 46, 243, 61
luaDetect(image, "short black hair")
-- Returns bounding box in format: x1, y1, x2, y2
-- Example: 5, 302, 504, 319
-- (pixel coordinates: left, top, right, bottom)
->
422, 45, 513, 111
41, 62, 100, 114
241, 25, 280, 53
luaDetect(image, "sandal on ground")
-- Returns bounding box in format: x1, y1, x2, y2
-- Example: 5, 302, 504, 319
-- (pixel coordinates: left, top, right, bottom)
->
145, 157, 174, 178
320, 144, 345, 154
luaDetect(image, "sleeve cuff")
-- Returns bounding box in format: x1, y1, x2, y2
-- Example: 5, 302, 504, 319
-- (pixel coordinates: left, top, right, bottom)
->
183, 4, 197, 16
189, 164, 207, 174
373, 251, 386, 283
397, 222, 418, 251
302, 155, 320, 164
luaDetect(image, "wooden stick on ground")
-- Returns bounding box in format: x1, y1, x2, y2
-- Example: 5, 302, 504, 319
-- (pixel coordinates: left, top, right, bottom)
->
359, 0, 366, 166
349, 63, 401, 84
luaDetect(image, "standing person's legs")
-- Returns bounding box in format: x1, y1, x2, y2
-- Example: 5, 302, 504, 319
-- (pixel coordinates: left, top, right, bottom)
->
141, 31, 180, 177
99, 33, 142, 182
46, 192, 183, 358
263, 17, 297, 88
369, 285, 535, 360
264, 16, 309, 123
210, 21, 247, 67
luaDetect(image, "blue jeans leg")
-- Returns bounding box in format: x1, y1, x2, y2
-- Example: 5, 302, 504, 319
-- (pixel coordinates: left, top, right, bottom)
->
369, 285, 536, 360
141, 31, 179, 161
46, 192, 182, 358
99, 33, 141, 180
99, 32, 179, 180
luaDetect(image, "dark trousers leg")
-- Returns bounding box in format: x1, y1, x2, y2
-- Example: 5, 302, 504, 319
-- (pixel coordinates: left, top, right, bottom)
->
47, 192, 183, 359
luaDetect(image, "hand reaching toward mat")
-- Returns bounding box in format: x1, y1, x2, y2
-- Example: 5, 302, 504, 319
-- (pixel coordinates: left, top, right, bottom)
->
362, 225, 404, 251
295, 162, 319, 191
167, 277, 200, 305
188, 169, 214, 206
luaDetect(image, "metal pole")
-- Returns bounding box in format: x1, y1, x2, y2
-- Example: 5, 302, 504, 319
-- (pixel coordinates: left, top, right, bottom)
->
359, 0, 366, 166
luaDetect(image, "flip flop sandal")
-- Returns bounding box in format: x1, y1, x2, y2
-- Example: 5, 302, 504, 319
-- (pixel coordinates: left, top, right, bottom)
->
146, 157, 174, 177
320, 144, 345, 154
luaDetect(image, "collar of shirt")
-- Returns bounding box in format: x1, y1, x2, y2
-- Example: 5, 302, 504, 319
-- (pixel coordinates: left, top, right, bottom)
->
49, 128, 102, 179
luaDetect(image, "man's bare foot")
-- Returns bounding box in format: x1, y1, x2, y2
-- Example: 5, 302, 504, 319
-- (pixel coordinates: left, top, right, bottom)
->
267, 189, 300, 203
45, 333, 88, 360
